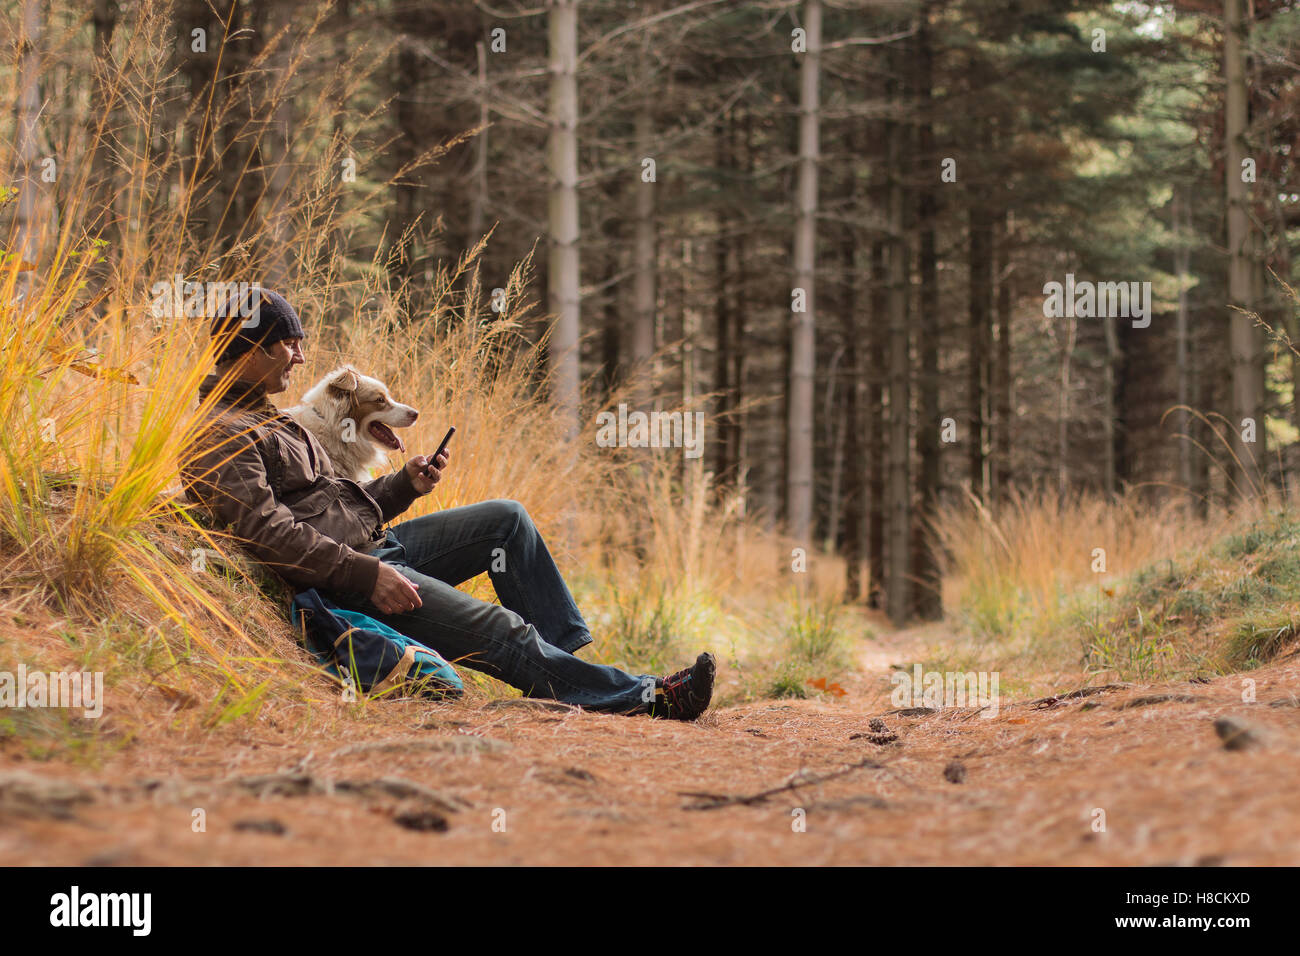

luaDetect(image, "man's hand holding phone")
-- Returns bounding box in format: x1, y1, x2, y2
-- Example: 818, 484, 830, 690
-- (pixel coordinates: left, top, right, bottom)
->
404, 426, 454, 495
383, 427, 455, 610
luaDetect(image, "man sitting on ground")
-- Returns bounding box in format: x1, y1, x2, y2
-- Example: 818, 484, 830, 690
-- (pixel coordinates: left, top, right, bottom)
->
179, 287, 715, 719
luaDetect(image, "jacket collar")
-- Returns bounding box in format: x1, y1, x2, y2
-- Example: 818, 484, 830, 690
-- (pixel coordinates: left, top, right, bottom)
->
198, 373, 277, 414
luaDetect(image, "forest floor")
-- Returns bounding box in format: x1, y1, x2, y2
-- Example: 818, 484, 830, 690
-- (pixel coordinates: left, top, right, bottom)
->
2, 616, 1299, 866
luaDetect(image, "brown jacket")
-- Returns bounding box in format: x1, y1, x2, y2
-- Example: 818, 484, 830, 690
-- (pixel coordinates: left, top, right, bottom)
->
180, 373, 420, 596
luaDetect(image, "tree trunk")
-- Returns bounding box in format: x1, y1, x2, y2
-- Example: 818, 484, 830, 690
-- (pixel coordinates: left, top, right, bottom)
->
1057, 315, 1076, 497
320, 0, 351, 325
13, 0, 50, 298
824, 345, 846, 552
88, 0, 120, 246
1103, 314, 1119, 499
265, 34, 295, 288
885, 61, 911, 627
682, 238, 700, 410
216, 0, 265, 258
468, 39, 489, 246
600, 199, 621, 400
968, 203, 993, 502
630, 79, 656, 409
994, 210, 1014, 504
548, 0, 581, 440
1173, 188, 1191, 499
868, 237, 887, 610
180, 0, 227, 258
1224, 0, 1266, 496
841, 215, 865, 602
713, 116, 736, 484
390, 28, 424, 287
732, 110, 752, 515
912, 6, 941, 620
787, 0, 822, 546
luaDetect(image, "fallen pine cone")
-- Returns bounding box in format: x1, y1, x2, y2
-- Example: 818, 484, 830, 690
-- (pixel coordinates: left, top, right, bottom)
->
850, 718, 899, 745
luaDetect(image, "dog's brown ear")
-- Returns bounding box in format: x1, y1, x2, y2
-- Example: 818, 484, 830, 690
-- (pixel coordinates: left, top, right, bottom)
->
328, 368, 360, 394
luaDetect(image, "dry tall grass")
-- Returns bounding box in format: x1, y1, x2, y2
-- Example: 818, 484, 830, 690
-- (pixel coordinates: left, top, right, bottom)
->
933, 488, 1234, 640
0, 2, 852, 750
924, 485, 1280, 694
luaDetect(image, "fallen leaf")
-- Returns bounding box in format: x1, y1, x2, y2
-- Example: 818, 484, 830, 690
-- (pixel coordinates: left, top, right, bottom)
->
807, 677, 846, 697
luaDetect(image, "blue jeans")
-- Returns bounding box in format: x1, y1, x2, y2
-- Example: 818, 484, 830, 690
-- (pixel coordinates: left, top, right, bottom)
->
324, 499, 656, 714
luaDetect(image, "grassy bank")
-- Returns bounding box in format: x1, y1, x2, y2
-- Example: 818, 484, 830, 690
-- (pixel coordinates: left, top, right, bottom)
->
923, 489, 1300, 694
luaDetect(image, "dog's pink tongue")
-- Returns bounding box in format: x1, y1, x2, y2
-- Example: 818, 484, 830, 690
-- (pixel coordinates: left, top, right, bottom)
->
369, 421, 404, 452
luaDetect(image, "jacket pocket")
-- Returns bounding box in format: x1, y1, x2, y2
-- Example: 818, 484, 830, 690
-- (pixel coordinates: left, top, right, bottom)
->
287, 481, 381, 549
283, 482, 339, 519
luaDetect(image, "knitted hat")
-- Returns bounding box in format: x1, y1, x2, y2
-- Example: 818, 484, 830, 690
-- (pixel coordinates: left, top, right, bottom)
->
210, 286, 306, 364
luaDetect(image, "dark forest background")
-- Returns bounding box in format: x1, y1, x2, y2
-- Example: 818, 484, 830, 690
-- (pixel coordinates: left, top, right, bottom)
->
6, 0, 1300, 626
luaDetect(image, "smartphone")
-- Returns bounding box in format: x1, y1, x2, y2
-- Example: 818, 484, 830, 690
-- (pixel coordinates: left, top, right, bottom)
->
426, 426, 455, 476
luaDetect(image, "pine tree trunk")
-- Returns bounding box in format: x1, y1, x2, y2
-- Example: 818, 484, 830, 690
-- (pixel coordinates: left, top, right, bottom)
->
994, 211, 1014, 503
216, 1, 263, 258
548, 0, 581, 440
88, 0, 120, 247
868, 237, 887, 610
321, 0, 351, 323
968, 204, 992, 502
713, 116, 735, 484
600, 197, 621, 400
1103, 315, 1119, 499
1174, 186, 1194, 504
825, 345, 846, 552
180, 0, 225, 258
787, 0, 822, 546
13, 0, 49, 294
1224, 0, 1265, 496
912, 7, 941, 620
1057, 315, 1076, 497
885, 62, 911, 627
391, 31, 423, 285
631, 88, 656, 409
469, 39, 489, 246
265, 32, 295, 288
1192, 303, 1214, 513
732, 110, 752, 513
841, 216, 864, 602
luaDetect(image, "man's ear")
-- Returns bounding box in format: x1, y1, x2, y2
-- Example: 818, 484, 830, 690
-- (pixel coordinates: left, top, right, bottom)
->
328, 367, 360, 394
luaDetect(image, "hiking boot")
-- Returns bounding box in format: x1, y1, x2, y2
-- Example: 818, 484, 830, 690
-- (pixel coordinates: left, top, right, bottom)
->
649, 652, 715, 721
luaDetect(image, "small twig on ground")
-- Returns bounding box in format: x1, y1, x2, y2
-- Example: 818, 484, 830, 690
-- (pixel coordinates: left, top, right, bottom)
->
678, 756, 883, 810
1028, 683, 1130, 708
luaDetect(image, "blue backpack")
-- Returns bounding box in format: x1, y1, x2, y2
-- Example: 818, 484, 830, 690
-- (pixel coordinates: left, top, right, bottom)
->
290, 588, 463, 699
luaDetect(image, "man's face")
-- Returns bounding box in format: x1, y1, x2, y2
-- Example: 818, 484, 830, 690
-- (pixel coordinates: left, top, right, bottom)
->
238, 337, 304, 394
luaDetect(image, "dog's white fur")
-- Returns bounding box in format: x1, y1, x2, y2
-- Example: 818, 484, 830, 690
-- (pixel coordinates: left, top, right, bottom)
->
285, 365, 419, 481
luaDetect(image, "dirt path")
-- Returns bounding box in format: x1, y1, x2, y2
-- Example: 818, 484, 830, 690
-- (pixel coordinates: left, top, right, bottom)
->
3, 628, 1299, 865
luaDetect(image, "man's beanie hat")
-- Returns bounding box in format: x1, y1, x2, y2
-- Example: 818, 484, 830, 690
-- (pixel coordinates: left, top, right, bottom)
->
210, 286, 306, 363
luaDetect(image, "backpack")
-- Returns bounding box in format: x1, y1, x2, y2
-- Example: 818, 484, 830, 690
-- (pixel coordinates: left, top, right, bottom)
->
290, 588, 463, 699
